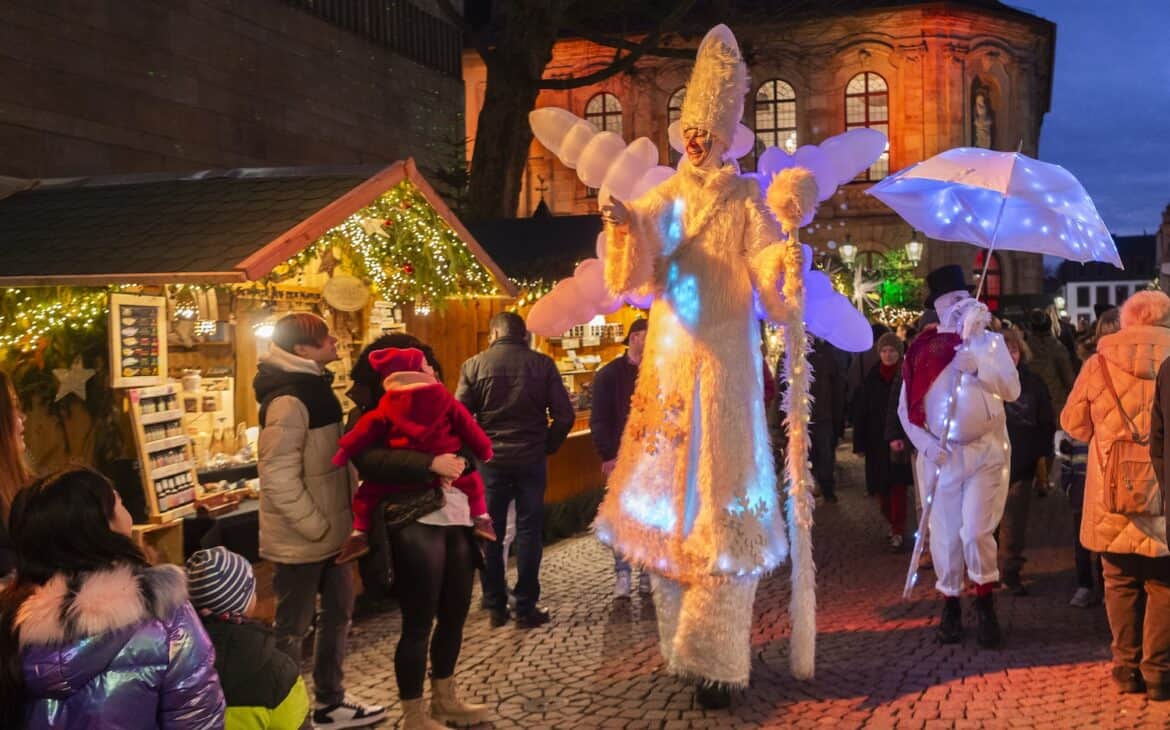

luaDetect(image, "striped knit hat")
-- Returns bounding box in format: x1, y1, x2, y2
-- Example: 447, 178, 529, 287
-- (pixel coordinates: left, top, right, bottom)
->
186, 546, 256, 616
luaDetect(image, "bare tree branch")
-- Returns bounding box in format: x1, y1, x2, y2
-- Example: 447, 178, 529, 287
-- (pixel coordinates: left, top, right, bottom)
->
434, 0, 497, 68
563, 27, 696, 60
538, 0, 697, 90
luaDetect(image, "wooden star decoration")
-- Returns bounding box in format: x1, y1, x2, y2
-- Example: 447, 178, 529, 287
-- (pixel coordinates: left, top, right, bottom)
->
53, 356, 95, 402
318, 247, 339, 276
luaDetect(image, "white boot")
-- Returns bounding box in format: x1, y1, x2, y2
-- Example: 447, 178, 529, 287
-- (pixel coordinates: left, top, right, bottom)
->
430, 676, 490, 727
400, 698, 445, 730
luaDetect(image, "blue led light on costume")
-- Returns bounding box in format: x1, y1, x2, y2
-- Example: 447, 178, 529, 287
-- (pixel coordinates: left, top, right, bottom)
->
620, 490, 678, 532
662, 198, 685, 257
665, 262, 701, 328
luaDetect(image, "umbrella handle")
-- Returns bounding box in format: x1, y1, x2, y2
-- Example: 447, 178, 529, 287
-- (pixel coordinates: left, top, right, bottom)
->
902, 357, 965, 600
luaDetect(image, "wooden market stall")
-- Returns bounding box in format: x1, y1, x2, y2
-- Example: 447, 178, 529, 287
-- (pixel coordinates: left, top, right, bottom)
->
0, 160, 516, 562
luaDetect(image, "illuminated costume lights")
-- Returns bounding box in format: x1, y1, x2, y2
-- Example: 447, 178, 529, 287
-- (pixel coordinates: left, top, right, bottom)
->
593, 25, 814, 693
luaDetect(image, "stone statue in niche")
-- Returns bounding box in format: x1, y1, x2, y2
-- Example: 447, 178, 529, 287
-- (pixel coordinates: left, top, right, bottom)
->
971, 80, 995, 149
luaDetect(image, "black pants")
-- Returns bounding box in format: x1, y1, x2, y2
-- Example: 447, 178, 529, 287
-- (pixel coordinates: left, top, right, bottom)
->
810, 425, 837, 499
390, 521, 476, 700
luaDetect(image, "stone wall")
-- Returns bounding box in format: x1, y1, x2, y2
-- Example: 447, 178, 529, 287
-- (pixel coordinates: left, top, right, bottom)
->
0, 0, 464, 179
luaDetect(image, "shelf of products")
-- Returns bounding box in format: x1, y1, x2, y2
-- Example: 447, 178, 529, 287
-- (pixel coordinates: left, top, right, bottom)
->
126, 383, 200, 522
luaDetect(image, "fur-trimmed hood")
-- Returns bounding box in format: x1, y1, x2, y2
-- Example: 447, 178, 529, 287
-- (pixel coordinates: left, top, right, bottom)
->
17, 564, 188, 695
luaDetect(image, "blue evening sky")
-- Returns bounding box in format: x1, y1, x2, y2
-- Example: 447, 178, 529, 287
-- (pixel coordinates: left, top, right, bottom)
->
1009, 0, 1170, 236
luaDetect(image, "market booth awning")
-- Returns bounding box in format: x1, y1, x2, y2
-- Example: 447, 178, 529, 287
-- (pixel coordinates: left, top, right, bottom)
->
0, 159, 516, 295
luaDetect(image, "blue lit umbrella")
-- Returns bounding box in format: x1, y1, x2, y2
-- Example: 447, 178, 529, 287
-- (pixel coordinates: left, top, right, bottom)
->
868, 147, 1121, 271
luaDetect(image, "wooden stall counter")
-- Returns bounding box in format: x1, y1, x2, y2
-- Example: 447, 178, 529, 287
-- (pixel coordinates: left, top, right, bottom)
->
543, 411, 604, 540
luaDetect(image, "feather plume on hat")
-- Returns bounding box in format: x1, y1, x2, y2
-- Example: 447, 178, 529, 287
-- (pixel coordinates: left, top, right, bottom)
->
679, 24, 748, 146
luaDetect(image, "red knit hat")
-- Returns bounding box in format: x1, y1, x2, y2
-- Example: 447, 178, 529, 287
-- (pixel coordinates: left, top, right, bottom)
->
368, 347, 425, 378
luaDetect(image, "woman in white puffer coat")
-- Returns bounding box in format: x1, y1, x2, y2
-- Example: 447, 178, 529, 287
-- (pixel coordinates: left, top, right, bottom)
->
1061, 290, 1170, 702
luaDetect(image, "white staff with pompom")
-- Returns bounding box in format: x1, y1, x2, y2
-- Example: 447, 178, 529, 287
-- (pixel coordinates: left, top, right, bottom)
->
766, 167, 820, 681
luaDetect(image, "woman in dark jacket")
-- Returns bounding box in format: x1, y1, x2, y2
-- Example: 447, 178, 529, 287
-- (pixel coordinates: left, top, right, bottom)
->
999, 327, 1056, 595
853, 332, 914, 550
345, 333, 488, 729
0, 467, 224, 729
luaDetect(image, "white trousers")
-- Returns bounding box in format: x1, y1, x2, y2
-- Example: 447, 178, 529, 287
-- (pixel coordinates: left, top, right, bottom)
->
651, 574, 759, 687
920, 430, 1010, 596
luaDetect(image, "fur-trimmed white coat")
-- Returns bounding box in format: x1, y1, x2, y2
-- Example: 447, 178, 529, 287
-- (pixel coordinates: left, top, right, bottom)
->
594, 162, 790, 582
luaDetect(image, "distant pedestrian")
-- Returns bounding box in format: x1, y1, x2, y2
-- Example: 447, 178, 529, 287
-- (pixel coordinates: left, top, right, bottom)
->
809, 337, 846, 503
1026, 307, 1075, 419
852, 332, 912, 550
457, 312, 574, 629
591, 317, 649, 598
1061, 291, 1170, 701
998, 327, 1055, 595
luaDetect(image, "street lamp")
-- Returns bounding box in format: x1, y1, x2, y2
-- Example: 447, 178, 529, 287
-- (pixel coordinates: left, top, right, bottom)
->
905, 231, 924, 267
840, 235, 857, 267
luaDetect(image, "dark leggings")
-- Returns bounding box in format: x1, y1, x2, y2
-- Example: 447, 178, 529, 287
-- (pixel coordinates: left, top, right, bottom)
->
390, 521, 476, 700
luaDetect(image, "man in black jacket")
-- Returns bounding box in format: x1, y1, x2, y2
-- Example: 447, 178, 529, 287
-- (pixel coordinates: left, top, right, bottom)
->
591, 318, 648, 598
456, 312, 574, 628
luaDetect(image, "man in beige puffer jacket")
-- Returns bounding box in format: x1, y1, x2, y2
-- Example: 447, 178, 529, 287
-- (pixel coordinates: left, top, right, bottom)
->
255, 313, 385, 727
1062, 290, 1170, 702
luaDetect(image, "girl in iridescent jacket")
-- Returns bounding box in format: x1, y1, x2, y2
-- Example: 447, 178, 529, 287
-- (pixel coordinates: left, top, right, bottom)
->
0, 467, 225, 729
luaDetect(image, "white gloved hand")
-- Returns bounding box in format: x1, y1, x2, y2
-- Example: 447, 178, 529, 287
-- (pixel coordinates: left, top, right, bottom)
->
953, 350, 979, 374
924, 442, 950, 466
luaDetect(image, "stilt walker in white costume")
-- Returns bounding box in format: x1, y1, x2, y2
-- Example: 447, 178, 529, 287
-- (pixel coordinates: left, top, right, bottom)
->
596, 24, 817, 708
898, 265, 1020, 647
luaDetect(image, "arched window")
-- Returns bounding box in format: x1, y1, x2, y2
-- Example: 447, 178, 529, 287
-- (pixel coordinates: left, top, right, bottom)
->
845, 72, 889, 181
585, 92, 623, 136
973, 250, 1002, 312
667, 87, 685, 165
755, 79, 798, 158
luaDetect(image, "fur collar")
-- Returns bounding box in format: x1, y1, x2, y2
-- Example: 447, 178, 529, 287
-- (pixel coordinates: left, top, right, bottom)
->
16, 563, 187, 648
384, 370, 439, 390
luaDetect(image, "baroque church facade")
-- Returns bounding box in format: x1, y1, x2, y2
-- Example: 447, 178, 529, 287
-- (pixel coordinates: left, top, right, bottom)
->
464, 1, 1057, 314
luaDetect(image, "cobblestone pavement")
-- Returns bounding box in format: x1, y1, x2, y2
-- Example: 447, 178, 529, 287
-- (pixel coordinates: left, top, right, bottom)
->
320, 449, 1170, 728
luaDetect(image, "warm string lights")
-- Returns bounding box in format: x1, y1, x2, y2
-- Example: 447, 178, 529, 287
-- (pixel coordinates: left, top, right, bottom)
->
0, 288, 109, 352
272, 180, 497, 307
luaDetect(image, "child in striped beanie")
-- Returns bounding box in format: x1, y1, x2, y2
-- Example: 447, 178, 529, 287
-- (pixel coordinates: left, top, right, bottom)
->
186, 546, 257, 617
186, 547, 310, 728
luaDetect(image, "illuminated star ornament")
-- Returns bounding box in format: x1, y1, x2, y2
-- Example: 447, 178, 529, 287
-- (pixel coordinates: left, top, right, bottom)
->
53, 356, 95, 402
360, 217, 391, 239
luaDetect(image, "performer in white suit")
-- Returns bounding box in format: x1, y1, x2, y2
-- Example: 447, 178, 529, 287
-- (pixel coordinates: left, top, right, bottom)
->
898, 265, 1020, 647
596, 25, 806, 707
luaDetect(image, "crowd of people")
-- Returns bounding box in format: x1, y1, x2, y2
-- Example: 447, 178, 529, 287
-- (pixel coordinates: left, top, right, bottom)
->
2, 274, 1170, 725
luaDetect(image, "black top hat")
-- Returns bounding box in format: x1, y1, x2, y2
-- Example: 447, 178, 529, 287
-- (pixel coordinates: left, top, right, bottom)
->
923, 264, 974, 307
622, 317, 648, 345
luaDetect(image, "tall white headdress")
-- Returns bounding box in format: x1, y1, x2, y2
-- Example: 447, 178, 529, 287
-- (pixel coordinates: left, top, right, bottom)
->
678, 24, 749, 146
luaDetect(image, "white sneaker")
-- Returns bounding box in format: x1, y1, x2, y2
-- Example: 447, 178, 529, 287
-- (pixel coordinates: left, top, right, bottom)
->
614, 571, 631, 598
1069, 587, 1093, 608
637, 572, 652, 595
312, 698, 387, 728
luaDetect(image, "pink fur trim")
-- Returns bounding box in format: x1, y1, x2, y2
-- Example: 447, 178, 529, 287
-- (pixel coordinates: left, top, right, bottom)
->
16, 564, 187, 647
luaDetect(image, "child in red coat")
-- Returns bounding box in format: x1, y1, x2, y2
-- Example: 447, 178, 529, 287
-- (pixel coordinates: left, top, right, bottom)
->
333, 347, 495, 564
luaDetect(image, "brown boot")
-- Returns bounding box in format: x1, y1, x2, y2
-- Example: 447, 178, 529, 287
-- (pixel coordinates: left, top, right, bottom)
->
335, 532, 370, 564
401, 698, 446, 729
473, 515, 497, 542
431, 676, 490, 726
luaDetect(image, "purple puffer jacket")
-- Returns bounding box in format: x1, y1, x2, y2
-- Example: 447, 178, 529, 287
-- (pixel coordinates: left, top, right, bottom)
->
16, 563, 225, 729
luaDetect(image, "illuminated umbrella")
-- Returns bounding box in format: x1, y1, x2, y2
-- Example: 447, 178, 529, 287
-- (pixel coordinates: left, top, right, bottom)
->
868, 147, 1121, 273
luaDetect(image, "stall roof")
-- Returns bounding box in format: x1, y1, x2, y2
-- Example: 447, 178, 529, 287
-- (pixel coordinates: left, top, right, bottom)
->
0, 160, 516, 295
468, 211, 602, 284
